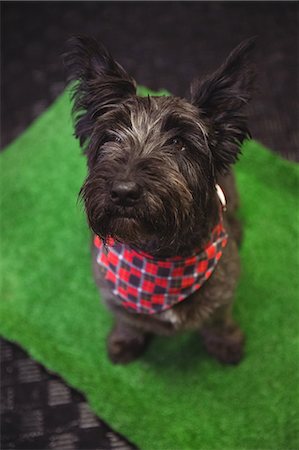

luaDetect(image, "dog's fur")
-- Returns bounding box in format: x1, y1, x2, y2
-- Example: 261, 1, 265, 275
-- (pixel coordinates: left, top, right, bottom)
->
65, 36, 254, 365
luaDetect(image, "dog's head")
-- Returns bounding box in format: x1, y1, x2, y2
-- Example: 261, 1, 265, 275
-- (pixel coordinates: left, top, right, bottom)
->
65, 37, 254, 254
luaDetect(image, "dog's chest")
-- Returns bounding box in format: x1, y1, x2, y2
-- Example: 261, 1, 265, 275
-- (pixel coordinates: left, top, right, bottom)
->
158, 308, 182, 325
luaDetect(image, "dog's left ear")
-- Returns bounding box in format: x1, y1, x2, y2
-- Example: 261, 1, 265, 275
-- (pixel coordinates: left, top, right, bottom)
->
64, 35, 136, 149
191, 38, 256, 173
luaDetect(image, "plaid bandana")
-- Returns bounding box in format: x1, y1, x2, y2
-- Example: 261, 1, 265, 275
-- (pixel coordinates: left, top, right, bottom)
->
94, 215, 228, 315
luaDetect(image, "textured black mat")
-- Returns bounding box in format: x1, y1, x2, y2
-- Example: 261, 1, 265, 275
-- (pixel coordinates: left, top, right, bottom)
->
1, 2, 298, 449
1, 340, 137, 450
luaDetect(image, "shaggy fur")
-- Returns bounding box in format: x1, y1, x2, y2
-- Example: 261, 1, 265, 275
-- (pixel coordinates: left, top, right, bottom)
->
65, 36, 255, 365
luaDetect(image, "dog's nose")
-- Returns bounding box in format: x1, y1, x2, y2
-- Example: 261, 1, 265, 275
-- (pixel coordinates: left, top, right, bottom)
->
110, 181, 142, 206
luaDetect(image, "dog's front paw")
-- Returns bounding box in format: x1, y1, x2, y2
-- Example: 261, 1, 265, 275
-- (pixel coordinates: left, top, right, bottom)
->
200, 326, 245, 365
107, 324, 150, 364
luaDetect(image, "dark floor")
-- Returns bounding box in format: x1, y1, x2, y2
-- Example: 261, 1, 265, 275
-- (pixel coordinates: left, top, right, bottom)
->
1, 340, 137, 450
1, 2, 298, 449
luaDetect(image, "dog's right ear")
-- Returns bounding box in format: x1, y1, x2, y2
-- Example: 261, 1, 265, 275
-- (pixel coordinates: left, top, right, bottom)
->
64, 36, 136, 149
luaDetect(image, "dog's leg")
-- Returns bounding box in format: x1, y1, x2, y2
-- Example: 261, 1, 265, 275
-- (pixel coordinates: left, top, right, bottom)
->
107, 319, 151, 364
200, 305, 245, 365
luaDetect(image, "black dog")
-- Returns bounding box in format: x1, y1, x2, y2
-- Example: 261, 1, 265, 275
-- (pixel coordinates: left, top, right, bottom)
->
65, 36, 254, 365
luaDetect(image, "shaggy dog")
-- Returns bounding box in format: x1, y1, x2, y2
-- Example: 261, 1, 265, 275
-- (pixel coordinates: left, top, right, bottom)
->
65, 36, 254, 365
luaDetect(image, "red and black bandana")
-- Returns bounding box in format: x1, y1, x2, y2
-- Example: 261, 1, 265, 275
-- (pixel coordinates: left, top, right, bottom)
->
94, 217, 228, 315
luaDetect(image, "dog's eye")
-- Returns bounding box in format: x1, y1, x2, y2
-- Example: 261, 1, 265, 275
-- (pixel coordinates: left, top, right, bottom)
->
101, 134, 121, 145
105, 134, 122, 144
169, 137, 186, 151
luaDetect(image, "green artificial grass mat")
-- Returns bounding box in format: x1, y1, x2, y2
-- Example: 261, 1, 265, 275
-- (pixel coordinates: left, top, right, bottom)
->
1, 87, 299, 450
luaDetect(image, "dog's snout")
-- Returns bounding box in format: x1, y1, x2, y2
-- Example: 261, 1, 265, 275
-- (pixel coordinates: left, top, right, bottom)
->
110, 181, 142, 206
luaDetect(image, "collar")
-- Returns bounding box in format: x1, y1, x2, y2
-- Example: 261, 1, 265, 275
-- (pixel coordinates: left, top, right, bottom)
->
94, 185, 228, 315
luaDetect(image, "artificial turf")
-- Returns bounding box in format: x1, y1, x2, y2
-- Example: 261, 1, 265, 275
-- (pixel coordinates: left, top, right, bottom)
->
1, 87, 299, 450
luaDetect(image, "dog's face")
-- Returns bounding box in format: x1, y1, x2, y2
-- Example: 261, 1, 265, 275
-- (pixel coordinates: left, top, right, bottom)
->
65, 37, 254, 253
79, 95, 212, 252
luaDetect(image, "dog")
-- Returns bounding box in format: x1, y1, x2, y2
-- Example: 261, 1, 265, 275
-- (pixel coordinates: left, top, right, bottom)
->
65, 36, 255, 365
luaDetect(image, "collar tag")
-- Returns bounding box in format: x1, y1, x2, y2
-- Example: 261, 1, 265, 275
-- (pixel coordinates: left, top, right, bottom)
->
215, 184, 227, 211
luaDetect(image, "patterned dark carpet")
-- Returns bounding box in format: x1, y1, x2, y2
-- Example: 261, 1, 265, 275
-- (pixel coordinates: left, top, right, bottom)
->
1, 340, 136, 450
1, 2, 298, 449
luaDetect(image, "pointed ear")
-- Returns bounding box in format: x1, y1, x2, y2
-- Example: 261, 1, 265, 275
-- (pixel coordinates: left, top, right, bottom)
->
64, 36, 136, 148
191, 38, 256, 173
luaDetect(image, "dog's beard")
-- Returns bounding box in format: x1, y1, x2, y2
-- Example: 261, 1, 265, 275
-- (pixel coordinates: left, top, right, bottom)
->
81, 182, 196, 252
102, 215, 154, 246
90, 203, 192, 250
